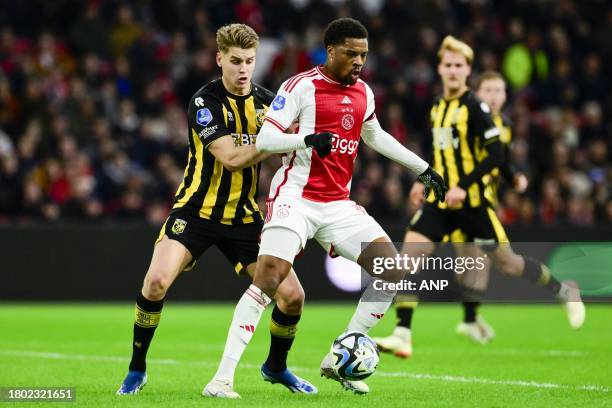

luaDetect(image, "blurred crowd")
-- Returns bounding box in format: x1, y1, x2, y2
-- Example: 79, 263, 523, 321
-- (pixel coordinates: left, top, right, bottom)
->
0, 0, 610, 226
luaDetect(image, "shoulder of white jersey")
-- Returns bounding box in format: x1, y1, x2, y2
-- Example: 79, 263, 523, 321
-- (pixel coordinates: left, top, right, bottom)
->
280, 67, 319, 94
358, 79, 374, 95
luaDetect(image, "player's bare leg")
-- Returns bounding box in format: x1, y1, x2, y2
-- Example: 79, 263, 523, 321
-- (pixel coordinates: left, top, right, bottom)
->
117, 236, 193, 395
321, 235, 413, 393
372, 231, 434, 358
487, 244, 585, 329
205, 227, 316, 396
205, 261, 316, 397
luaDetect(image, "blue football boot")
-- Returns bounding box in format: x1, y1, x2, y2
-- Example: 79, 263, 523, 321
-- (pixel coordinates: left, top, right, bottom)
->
261, 363, 318, 394
117, 370, 147, 395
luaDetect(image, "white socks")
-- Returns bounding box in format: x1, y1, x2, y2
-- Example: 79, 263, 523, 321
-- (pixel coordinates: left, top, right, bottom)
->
347, 283, 397, 333
212, 284, 272, 382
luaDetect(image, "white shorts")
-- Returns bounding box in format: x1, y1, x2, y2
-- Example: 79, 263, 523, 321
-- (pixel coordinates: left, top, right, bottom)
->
259, 196, 388, 264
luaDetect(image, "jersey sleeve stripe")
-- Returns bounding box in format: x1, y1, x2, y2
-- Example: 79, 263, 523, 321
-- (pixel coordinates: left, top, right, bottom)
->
283, 67, 316, 91
287, 71, 317, 93
365, 112, 376, 122
283, 68, 317, 92
264, 117, 287, 131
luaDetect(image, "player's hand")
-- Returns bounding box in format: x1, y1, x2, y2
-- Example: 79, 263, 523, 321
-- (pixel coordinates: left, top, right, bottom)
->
409, 182, 425, 207
445, 186, 467, 208
513, 173, 528, 193
304, 132, 334, 158
417, 167, 447, 203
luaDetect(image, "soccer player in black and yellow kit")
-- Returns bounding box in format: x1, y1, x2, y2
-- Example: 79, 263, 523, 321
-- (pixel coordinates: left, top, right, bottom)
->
117, 24, 317, 397
452, 71, 529, 343
373, 36, 585, 359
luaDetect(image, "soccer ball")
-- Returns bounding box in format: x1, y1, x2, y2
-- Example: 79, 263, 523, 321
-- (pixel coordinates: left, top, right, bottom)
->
330, 331, 379, 380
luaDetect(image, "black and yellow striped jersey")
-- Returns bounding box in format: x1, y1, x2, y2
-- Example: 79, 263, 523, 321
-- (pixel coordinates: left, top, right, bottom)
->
427, 89, 500, 209
482, 114, 513, 207
172, 79, 275, 225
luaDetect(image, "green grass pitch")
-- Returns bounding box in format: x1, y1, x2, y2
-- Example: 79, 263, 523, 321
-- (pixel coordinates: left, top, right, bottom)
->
0, 303, 610, 407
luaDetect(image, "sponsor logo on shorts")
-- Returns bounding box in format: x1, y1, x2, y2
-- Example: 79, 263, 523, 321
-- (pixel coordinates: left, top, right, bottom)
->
171, 218, 187, 235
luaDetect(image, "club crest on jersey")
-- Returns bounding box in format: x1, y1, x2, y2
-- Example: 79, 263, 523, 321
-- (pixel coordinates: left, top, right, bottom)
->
256, 108, 266, 127
196, 108, 213, 126
276, 203, 291, 218
171, 219, 187, 235
341, 113, 355, 130
272, 95, 286, 111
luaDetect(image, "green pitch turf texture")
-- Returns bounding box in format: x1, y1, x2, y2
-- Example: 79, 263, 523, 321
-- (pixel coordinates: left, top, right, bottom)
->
1, 303, 610, 407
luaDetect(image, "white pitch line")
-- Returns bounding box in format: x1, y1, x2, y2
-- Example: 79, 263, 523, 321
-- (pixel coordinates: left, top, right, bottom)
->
0, 349, 609, 394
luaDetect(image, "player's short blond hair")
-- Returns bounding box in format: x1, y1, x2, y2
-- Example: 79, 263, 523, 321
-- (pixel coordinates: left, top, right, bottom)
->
437, 35, 474, 65
216, 23, 259, 53
475, 71, 506, 90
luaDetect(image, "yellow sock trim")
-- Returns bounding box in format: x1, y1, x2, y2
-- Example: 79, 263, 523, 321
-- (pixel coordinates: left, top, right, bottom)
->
135, 305, 162, 328
269, 319, 297, 339
538, 264, 551, 285
396, 301, 418, 309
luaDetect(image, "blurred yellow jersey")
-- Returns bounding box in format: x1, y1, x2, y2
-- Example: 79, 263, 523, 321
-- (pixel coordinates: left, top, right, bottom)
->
481, 114, 512, 207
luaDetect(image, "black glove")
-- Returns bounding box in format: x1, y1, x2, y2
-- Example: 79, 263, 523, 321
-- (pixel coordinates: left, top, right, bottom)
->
304, 132, 334, 158
417, 167, 447, 203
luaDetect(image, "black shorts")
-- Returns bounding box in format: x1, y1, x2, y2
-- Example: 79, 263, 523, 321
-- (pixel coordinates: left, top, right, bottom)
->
409, 203, 509, 249
155, 208, 262, 274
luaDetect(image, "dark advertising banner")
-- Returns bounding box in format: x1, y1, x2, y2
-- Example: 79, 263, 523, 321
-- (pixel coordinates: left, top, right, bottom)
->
1, 225, 610, 302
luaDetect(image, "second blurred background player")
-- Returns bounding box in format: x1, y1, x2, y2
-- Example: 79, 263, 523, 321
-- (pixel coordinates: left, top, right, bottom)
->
373, 37, 585, 359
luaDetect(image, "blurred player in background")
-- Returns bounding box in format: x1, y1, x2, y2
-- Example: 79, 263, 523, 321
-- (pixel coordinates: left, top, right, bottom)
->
117, 23, 316, 396
452, 71, 529, 343
373, 36, 585, 359
205, 17, 446, 396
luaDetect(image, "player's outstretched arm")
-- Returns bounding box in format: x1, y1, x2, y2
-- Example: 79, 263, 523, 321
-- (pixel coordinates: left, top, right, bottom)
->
361, 118, 428, 174
208, 135, 269, 172
361, 118, 447, 202
256, 121, 334, 158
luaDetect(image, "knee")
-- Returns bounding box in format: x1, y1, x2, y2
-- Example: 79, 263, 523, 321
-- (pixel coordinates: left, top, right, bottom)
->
143, 270, 171, 299
495, 253, 522, 277
278, 286, 305, 315
253, 257, 288, 295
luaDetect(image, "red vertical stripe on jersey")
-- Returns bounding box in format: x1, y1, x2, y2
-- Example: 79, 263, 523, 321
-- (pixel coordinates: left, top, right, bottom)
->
271, 151, 297, 201
301, 79, 367, 202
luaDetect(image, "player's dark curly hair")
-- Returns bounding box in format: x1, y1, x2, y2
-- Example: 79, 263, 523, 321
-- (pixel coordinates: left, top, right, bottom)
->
323, 18, 368, 47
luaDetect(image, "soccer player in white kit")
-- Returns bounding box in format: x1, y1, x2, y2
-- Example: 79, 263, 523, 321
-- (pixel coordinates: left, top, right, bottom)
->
204, 18, 447, 397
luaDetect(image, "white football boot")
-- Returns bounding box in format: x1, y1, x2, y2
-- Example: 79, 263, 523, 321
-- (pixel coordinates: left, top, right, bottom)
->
372, 326, 413, 359
559, 281, 585, 329
456, 319, 492, 344
202, 378, 240, 399
319, 352, 370, 394
475, 316, 495, 341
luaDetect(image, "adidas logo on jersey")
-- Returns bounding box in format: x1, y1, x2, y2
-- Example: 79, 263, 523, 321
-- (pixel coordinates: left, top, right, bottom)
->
340, 95, 352, 105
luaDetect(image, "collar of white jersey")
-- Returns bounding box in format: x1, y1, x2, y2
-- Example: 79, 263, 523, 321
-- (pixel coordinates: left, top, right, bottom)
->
316, 65, 355, 87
